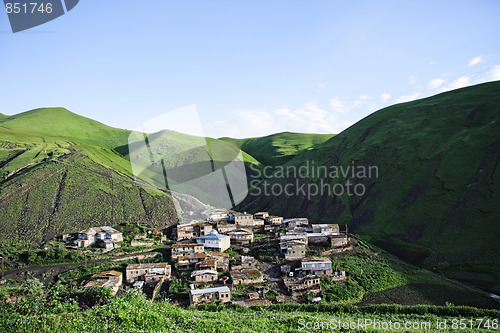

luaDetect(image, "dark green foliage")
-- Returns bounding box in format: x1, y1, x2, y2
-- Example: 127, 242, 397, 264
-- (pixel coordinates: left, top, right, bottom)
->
237, 81, 500, 293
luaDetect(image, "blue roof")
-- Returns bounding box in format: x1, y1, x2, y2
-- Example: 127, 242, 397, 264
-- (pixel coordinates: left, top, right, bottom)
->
197, 229, 229, 240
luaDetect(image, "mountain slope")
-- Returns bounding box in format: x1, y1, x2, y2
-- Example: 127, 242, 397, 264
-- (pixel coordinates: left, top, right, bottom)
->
0, 108, 262, 243
0, 107, 131, 149
237, 81, 500, 293
220, 132, 335, 166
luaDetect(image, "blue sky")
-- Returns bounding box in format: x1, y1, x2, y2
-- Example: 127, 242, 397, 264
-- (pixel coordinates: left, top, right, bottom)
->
1, 0, 500, 138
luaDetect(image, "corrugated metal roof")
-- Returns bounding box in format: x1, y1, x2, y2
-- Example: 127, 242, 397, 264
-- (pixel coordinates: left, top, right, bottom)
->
190, 286, 230, 295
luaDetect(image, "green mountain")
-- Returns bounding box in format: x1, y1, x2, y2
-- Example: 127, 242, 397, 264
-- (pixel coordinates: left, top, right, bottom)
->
220, 132, 335, 166
0, 108, 258, 243
237, 81, 500, 293
0, 107, 131, 149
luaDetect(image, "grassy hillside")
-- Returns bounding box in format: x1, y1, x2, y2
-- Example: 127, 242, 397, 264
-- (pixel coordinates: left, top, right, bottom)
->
3, 290, 500, 333
0, 108, 260, 244
237, 81, 500, 293
220, 132, 335, 166
0, 108, 131, 149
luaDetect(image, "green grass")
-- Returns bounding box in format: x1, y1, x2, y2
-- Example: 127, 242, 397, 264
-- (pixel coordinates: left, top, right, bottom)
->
0, 107, 263, 244
237, 81, 500, 293
220, 131, 335, 166
2, 290, 500, 332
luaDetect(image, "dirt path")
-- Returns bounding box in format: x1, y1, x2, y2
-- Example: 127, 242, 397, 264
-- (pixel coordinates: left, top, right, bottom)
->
2, 249, 158, 285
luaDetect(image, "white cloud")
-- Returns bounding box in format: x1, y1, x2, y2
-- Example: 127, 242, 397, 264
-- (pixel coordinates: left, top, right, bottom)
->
329, 97, 351, 113
409, 76, 417, 85
358, 94, 368, 101
428, 77, 446, 89
380, 93, 391, 103
468, 56, 482, 67
318, 83, 327, 89
440, 76, 470, 92
395, 92, 420, 104
482, 65, 500, 81
205, 102, 351, 138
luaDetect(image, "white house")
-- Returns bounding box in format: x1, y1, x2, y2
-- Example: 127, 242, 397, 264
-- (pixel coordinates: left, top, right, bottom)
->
301, 257, 333, 276
74, 226, 123, 248
196, 230, 230, 252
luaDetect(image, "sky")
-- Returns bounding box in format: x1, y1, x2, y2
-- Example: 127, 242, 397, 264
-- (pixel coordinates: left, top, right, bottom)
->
1, 0, 500, 138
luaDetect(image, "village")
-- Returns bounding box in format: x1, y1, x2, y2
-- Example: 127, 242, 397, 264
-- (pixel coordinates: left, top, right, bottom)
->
53, 211, 352, 306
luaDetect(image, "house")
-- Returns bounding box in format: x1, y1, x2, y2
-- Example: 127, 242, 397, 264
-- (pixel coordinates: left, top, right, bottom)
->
330, 234, 349, 248
193, 223, 213, 236
176, 221, 213, 241
230, 269, 264, 285
189, 286, 231, 305
196, 230, 230, 252
227, 228, 254, 245
175, 252, 207, 270
254, 212, 269, 220
241, 256, 257, 269
301, 257, 333, 276
216, 223, 238, 234
191, 270, 218, 283
205, 251, 230, 272
283, 275, 321, 293
196, 257, 217, 271
280, 232, 308, 250
311, 224, 340, 235
84, 270, 123, 295
176, 224, 196, 241
284, 240, 307, 261
234, 213, 255, 227
332, 270, 347, 281
125, 263, 171, 283
266, 216, 283, 226
209, 211, 231, 222
171, 243, 204, 259
74, 226, 123, 248
284, 218, 309, 229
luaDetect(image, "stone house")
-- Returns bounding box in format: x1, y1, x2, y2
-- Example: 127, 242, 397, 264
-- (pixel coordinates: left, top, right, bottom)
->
284, 218, 309, 229
176, 221, 213, 241
193, 223, 213, 236
301, 257, 333, 276
253, 212, 269, 220
196, 257, 217, 271
234, 213, 255, 227
175, 252, 207, 270
191, 270, 218, 283
283, 275, 321, 294
176, 225, 196, 241
84, 270, 123, 295
189, 286, 231, 305
280, 232, 308, 251
266, 216, 283, 226
125, 263, 171, 283
205, 251, 230, 272
230, 269, 264, 285
311, 224, 340, 235
216, 223, 237, 234
284, 240, 307, 261
227, 228, 254, 245
241, 256, 257, 269
171, 243, 204, 259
